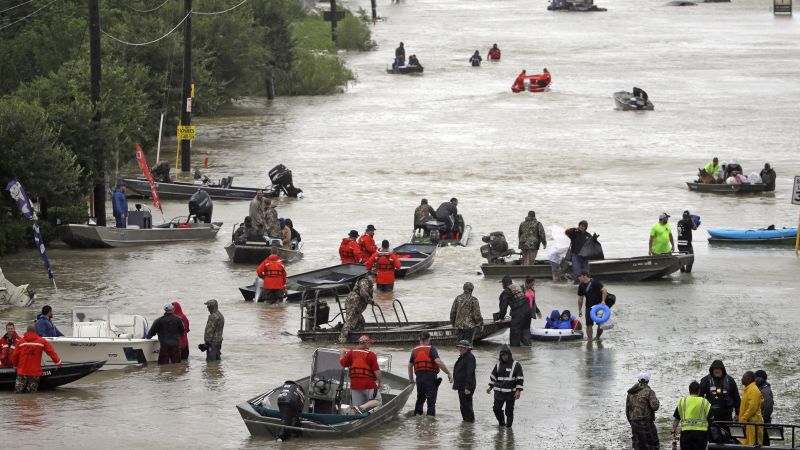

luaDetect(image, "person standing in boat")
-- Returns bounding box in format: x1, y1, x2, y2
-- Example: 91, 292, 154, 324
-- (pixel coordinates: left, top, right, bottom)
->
35, 305, 63, 338
263, 198, 280, 239
256, 251, 287, 304
577, 271, 607, 341
339, 335, 383, 413
146, 303, 185, 365
452, 340, 477, 422
676, 211, 698, 273
408, 331, 452, 417
358, 225, 378, 262
649, 213, 675, 256
414, 198, 436, 236
171, 302, 190, 361
435, 198, 459, 237
565, 221, 591, 283
395, 42, 406, 67
12, 324, 61, 393
339, 230, 363, 264
338, 275, 375, 344
760, 163, 776, 191
203, 299, 224, 362
450, 282, 484, 343
112, 180, 128, 228
0, 322, 21, 368
365, 240, 401, 293
496, 275, 531, 347
249, 190, 268, 236
486, 344, 524, 428
518, 211, 547, 265
469, 50, 482, 67
625, 371, 660, 450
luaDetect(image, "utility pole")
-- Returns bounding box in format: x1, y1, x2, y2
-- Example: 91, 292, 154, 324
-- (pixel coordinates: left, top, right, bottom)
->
179, 0, 193, 173
330, 0, 338, 44
371, 0, 377, 22
88, 0, 106, 226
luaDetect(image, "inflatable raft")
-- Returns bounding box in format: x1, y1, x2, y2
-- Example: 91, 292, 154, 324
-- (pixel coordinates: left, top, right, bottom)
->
531, 328, 584, 342
707, 227, 797, 243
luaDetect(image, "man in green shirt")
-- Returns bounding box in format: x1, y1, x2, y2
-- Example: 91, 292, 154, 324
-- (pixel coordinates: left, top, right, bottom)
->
703, 157, 720, 178
649, 213, 675, 256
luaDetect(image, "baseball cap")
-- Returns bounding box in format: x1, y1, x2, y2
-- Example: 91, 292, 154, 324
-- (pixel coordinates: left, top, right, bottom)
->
659, 213, 670, 220
419, 331, 431, 340
637, 371, 651, 383
456, 340, 472, 349
204, 299, 218, 307
358, 335, 372, 344
163, 303, 175, 312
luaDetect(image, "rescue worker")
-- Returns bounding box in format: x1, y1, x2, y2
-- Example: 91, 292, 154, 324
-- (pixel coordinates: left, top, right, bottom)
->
698, 359, 741, 423
760, 163, 776, 191
488, 43, 501, 59
671, 380, 713, 450
263, 197, 280, 239
339, 230, 363, 264
0, 322, 21, 368
755, 370, 774, 446
12, 324, 61, 393
358, 225, 378, 262
649, 212, 675, 256
518, 210, 547, 265
203, 299, 224, 362
738, 371, 764, 446
112, 180, 128, 228
676, 210, 698, 272
512, 69, 527, 93
565, 221, 591, 283
469, 50, 482, 67
577, 271, 607, 341
704, 157, 721, 179
452, 340, 477, 422
408, 331, 452, 417
365, 240, 401, 293
249, 190, 268, 234
486, 344, 524, 428
435, 198, 459, 236
495, 275, 531, 347
146, 303, 186, 365
626, 371, 660, 450
338, 275, 375, 343
256, 252, 287, 304
538, 68, 551, 89
339, 335, 383, 413
414, 198, 436, 235
395, 42, 406, 66
35, 305, 63, 337
450, 282, 484, 343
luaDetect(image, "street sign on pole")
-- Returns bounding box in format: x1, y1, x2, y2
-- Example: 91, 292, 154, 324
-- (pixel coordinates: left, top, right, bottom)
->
177, 125, 196, 141
323, 10, 345, 21
792, 175, 800, 205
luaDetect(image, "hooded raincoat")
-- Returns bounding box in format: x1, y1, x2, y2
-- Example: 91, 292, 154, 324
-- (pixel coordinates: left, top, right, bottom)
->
698, 360, 740, 420
171, 302, 190, 352
738, 381, 764, 446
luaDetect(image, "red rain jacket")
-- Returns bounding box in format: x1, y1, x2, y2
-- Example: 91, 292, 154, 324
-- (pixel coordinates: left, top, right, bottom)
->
365, 251, 401, 285
171, 302, 190, 350
257, 255, 287, 289
358, 234, 378, 262
339, 238, 362, 264
12, 331, 61, 376
0, 331, 21, 368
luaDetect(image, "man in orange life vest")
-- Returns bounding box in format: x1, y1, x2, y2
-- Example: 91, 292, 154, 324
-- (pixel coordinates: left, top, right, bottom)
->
365, 240, 401, 293
408, 331, 453, 416
358, 225, 378, 262
0, 322, 21, 368
339, 335, 383, 413
12, 324, 62, 393
256, 248, 287, 304
339, 230, 363, 264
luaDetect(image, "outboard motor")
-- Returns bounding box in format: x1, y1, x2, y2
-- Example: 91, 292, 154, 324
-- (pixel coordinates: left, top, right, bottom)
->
276, 380, 306, 441
188, 190, 213, 223
269, 164, 302, 198
480, 231, 516, 263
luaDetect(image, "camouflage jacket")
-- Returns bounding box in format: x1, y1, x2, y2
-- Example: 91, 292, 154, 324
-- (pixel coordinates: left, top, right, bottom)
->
249, 198, 267, 232
518, 217, 547, 250
264, 207, 280, 238
626, 383, 660, 422
204, 311, 225, 344
345, 278, 374, 319
414, 204, 435, 227
450, 293, 483, 329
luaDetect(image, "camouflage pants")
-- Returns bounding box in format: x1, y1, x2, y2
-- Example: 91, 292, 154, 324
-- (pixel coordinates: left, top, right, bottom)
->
15, 375, 40, 393
338, 314, 366, 343
630, 420, 659, 450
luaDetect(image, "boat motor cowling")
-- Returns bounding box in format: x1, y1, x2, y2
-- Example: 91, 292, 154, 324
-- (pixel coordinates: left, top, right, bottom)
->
480, 231, 516, 263
188, 190, 214, 223
268, 164, 302, 198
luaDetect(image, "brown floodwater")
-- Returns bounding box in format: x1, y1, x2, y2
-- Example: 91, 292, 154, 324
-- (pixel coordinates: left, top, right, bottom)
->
2, 0, 800, 448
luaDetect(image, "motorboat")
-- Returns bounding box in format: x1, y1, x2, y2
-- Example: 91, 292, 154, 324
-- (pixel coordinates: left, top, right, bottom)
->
386, 64, 423, 74
666, 1, 697, 5
613, 91, 654, 110
124, 164, 302, 200
512, 73, 551, 93
411, 215, 471, 247
392, 243, 437, 279
240, 264, 368, 302
237, 348, 413, 439
44, 306, 159, 368
547, 0, 607, 11
224, 228, 304, 264
686, 182, 768, 194
0, 361, 105, 391
708, 227, 797, 244
481, 254, 694, 281
0, 267, 35, 308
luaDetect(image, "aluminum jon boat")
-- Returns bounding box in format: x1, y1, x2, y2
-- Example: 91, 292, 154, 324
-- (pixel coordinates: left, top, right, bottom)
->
237, 348, 412, 439
393, 243, 437, 279
239, 264, 368, 302
224, 241, 304, 265
613, 91, 654, 110
58, 219, 222, 248
481, 253, 693, 282
686, 182, 768, 194
0, 361, 105, 391
411, 215, 471, 247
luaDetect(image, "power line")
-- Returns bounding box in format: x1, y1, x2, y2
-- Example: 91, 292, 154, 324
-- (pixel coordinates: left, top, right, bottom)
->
194, 0, 248, 16
120, 0, 172, 14
101, 12, 189, 46
0, 0, 35, 15
0, 0, 60, 31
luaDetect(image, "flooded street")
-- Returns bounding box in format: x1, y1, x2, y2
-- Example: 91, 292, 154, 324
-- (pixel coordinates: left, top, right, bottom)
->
2, 0, 800, 447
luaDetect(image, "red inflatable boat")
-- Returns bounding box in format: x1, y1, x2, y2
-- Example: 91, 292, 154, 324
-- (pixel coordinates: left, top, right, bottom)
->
511, 70, 551, 93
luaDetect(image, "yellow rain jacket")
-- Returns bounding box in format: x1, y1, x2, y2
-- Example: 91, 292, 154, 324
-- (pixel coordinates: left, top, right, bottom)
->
738, 381, 764, 446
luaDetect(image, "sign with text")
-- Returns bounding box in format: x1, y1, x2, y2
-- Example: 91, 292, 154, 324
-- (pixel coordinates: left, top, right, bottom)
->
793, 175, 800, 205
177, 125, 196, 141
323, 10, 345, 21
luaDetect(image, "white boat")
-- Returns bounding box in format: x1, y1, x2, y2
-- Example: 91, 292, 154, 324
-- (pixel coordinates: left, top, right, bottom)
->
44, 307, 159, 368
0, 267, 35, 308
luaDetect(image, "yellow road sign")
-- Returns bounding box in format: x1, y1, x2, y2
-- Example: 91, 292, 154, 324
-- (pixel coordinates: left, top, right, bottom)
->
177, 125, 196, 141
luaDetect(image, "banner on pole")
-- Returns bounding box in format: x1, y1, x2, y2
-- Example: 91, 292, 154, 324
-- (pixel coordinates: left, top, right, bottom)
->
5, 180, 55, 283
134, 145, 163, 213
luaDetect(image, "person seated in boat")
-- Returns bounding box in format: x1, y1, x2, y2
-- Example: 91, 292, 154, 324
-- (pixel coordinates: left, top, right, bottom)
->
488, 44, 501, 60
536, 68, 551, 89
557, 310, 581, 330
632, 87, 648, 102
414, 198, 436, 236
512, 69, 527, 93
280, 218, 292, 250
285, 218, 301, 249
339, 335, 383, 414
151, 161, 172, 183
544, 310, 561, 329
234, 216, 262, 245
469, 50, 482, 67
408, 54, 422, 68
759, 163, 776, 191
193, 168, 211, 185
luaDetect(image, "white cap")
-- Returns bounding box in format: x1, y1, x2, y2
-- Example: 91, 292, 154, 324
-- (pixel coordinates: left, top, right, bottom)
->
637, 371, 651, 382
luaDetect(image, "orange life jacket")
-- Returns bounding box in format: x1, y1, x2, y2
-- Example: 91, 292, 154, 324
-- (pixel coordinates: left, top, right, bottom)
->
348, 349, 376, 379
411, 344, 440, 373
367, 251, 400, 285
0, 332, 20, 368
257, 255, 286, 289
358, 234, 377, 262
339, 238, 361, 264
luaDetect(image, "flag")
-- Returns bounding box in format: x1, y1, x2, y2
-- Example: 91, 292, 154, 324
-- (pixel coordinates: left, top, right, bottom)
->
5, 180, 55, 284
134, 145, 163, 213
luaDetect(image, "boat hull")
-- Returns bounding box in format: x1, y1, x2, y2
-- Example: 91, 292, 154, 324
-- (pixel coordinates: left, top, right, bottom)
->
531, 328, 584, 342
481, 253, 693, 282
123, 177, 285, 200
58, 223, 221, 248
707, 227, 797, 241
0, 361, 105, 390
224, 242, 304, 264
298, 319, 510, 345
386, 65, 424, 74
44, 338, 160, 368
240, 264, 367, 301
686, 182, 768, 194
613, 91, 654, 110
393, 243, 437, 279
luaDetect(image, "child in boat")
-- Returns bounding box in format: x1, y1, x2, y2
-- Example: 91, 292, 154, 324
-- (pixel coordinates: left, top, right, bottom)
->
557, 310, 581, 330
544, 310, 561, 329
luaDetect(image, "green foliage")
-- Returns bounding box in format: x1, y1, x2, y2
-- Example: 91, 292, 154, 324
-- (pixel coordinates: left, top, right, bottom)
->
337, 13, 375, 51
274, 50, 354, 96
0, 219, 57, 256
